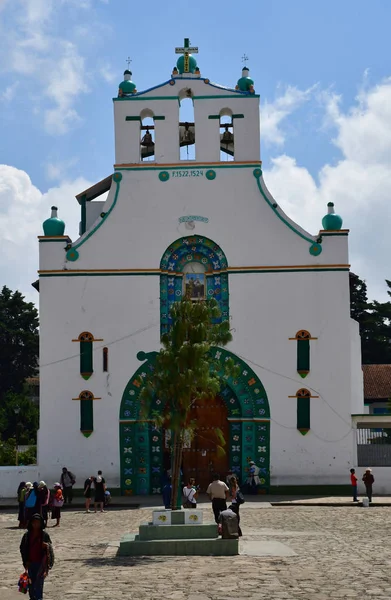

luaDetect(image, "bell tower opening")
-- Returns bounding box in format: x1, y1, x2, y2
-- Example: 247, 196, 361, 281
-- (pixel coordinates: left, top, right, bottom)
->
179, 89, 195, 160
220, 110, 234, 161
140, 109, 155, 162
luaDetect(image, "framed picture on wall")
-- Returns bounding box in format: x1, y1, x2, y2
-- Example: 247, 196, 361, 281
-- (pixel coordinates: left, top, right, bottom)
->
185, 273, 205, 300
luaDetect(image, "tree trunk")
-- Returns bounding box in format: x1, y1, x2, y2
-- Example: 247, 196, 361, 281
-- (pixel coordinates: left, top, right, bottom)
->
170, 430, 183, 510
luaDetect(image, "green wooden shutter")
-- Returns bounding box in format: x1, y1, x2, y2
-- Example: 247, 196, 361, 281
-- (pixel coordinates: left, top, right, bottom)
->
297, 339, 310, 378
297, 396, 310, 435
80, 341, 93, 380
80, 397, 93, 438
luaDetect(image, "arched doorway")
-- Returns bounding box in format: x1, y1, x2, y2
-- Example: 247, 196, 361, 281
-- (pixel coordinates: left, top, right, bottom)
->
166, 395, 229, 491
119, 348, 270, 495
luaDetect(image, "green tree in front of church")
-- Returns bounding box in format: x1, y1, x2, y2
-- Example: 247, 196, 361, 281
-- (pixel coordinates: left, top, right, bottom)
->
0, 286, 39, 462
140, 297, 238, 509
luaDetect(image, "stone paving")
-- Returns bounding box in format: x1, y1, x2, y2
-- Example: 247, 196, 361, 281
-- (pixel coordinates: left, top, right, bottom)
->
2, 504, 391, 599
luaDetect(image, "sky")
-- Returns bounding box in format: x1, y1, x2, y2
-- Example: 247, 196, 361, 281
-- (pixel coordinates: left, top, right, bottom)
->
1, 0, 391, 306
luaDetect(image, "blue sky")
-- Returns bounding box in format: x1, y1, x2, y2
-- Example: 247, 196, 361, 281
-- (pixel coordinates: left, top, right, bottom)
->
1, 0, 391, 304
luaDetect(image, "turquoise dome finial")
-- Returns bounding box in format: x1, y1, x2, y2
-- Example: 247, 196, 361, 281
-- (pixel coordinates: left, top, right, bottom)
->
118, 69, 137, 96
236, 66, 255, 93
322, 202, 343, 231
176, 54, 198, 74
43, 206, 65, 236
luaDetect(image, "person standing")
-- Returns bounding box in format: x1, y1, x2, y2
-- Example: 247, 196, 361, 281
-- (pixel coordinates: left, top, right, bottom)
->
94, 471, 106, 513
51, 483, 64, 527
183, 478, 198, 508
246, 460, 260, 494
17, 482, 27, 529
362, 468, 375, 502
162, 478, 172, 509
60, 467, 76, 505
206, 473, 229, 524
84, 475, 94, 513
229, 476, 244, 536
38, 482, 51, 527
20, 513, 54, 600
25, 482, 39, 524
350, 468, 358, 502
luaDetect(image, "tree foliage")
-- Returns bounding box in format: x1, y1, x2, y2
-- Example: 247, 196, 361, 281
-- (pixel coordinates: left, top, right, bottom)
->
140, 297, 238, 509
349, 274, 391, 364
0, 286, 39, 402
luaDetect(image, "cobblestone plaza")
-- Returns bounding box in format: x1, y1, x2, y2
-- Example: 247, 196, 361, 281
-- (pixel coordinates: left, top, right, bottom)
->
2, 503, 391, 599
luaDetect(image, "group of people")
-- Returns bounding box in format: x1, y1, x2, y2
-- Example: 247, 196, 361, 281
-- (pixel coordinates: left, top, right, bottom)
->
16, 467, 109, 532
17, 480, 64, 530
350, 467, 375, 502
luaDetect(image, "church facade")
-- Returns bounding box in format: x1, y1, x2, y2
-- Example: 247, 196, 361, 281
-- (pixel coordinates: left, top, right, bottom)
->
37, 42, 364, 494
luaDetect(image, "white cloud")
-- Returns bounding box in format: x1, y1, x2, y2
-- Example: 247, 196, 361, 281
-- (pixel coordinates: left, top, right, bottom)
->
1, 1, 90, 134
100, 62, 117, 84
45, 158, 78, 182
1, 82, 19, 102
0, 165, 91, 303
263, 78, 391, 302
260, 85, 316, 146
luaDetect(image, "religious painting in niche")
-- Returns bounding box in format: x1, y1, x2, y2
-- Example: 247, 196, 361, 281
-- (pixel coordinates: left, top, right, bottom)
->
185, 273, 205, 300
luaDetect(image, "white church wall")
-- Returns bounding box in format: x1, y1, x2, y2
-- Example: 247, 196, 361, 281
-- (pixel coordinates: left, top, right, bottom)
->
65, 168, 347, 272
350, 319, 364, 415
228, 270, 356, 482
38, 275, 161, 487
85, 201, 105, 231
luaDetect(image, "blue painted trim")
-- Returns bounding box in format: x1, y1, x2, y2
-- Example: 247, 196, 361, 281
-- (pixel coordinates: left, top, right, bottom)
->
66, 173, 122, 261
113, 77, 257, 101
253, 170, 322, 254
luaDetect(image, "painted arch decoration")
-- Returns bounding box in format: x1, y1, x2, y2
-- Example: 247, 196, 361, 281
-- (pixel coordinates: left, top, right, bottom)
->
119, 348, 270, 496
160, 236, 229, 336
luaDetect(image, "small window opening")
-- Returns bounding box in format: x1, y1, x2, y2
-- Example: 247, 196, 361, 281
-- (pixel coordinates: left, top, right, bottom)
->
220, 114, 234, 161
179, 94, 195, 160
103, 347, 108, 372
140, 116, 155, 161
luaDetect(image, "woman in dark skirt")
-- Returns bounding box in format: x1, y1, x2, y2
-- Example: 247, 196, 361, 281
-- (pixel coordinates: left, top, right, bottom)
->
17, 482, 27, 528
94, 471, 106, 513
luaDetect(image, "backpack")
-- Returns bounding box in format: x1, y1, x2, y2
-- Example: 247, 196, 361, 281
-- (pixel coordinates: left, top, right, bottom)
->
25, 490, 36, 508
236, 490, 245, 505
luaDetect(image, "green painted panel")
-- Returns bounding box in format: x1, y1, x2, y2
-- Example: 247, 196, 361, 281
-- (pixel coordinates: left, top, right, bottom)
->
80, 398, 93, 435
297, 339, 310, 375
297, 396, 310, 431
80, 342, 93, 379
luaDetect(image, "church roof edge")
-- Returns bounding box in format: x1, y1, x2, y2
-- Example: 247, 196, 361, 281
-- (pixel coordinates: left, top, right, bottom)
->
113, 77, 259, 101
75, 175, 113, 204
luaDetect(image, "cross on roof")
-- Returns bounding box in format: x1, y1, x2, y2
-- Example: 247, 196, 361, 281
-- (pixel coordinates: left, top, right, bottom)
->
175, 38, 198, 74
175, 37, 198, 56
242, 54, 249, 65
126, 56, 132, 69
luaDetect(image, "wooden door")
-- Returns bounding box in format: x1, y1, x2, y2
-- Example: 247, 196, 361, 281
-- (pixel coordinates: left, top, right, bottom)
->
182, 396, 229, 492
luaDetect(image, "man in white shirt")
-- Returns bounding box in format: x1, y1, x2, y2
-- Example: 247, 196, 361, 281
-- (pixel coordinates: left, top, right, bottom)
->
206, 473, 229, 523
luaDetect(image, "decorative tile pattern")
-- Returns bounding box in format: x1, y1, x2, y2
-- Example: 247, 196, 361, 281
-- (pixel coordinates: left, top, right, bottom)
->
119, 348, 270, 494
160, 236, 229, 336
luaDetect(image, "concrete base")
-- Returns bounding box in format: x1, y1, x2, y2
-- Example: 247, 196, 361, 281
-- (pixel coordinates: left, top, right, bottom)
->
139, 522, 218, 540
119, 533, 238, 556
119, 512, 239, 556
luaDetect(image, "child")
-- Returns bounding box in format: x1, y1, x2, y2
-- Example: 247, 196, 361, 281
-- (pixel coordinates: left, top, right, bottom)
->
350, 468, 358, 502
362, 468, 374, 502
51, 483, 64, 527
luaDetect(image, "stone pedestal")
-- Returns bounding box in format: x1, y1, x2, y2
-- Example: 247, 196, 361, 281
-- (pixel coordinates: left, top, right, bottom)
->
119, 510, 239, 556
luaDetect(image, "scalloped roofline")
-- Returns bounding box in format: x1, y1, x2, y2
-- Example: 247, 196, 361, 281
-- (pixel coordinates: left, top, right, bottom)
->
113, 77, 259, 101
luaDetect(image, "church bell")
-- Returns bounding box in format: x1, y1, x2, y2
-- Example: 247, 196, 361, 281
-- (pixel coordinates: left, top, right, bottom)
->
140, 129, 154, 147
